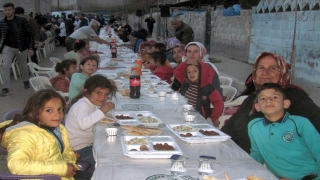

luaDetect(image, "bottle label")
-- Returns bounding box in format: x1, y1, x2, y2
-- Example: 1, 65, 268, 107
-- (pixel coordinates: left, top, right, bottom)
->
130, 78, 140, 86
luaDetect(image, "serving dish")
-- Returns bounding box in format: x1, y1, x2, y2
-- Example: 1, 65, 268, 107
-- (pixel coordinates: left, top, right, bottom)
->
121, 136, 183, 158
166, 124, 231, 143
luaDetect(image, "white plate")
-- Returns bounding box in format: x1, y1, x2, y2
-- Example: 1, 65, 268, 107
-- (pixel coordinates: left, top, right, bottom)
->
141, 87, 173, 98
123, 130, 161, 136
146, 174, 199, 180
134, 111, 164, 127
121, 136, 183, 158
166, 124, 231, 143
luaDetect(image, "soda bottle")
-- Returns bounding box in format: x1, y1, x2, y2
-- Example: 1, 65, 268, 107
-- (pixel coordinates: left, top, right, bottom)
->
130, 70, 141, 99
111, 45, 117, 58
135, 54, 143, 68
131, 62, 141, 76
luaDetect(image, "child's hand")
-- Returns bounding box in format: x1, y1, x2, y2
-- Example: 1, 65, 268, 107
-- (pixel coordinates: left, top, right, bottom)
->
66, 163, 77, 178
74, 151, 80, 160
212, 120, 220, 127
187, 59, 198, 65
100, 102, 115, 113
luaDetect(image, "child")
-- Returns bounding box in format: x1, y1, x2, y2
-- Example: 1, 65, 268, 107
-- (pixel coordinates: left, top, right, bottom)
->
50, 59, 77, 93
249, 83, 320, 180
64, 40, 87, 66
66, 74, 117, 166
68, 56, 99, 103
180, 63, 224, 127
0, 89, 80, 179
150, 51, 174, 84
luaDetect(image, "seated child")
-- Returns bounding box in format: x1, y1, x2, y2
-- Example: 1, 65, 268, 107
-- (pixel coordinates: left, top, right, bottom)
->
150, 51, 174, 84
64, 40, 87, 66
0, 89, 82, 179
249, 83, 320, 180
50, 59, 77, 93
68, 56, 99, 103
180, 63, 224, 127
66, 74, 117, 166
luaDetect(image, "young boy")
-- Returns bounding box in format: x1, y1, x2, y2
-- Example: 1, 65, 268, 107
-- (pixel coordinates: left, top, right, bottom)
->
248, 83, 320, 180
150, 51, 174, 84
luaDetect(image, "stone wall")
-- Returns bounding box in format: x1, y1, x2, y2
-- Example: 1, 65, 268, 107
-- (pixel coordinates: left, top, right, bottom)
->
249, 10, 320, 84
211, 10, 252, 61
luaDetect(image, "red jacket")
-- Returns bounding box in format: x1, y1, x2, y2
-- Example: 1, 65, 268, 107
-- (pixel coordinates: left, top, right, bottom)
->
153, 65, 174, 84
50, 74, 70, 93
179, 62, 224, 122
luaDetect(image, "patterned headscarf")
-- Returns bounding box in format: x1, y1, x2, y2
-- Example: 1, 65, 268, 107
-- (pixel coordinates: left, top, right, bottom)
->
182, 42, 207, 62
167, 37, 181, 49
252, 52, 290, 89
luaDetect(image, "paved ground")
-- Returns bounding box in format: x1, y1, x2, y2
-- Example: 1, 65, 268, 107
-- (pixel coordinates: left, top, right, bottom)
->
1, 44, 320, 174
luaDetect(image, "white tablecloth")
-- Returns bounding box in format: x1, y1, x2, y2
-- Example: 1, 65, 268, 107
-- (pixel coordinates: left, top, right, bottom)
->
91, 97, 277, 180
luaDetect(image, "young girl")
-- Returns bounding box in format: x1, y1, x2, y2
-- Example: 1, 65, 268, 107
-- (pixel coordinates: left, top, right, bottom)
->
150, 51, 174, 84
68, 56, 99, 103
50, 59, 77, 93
66, 74, 117, 166
180, 63, 224, 127
64, 40, 87, 66
0, 89, 80, 179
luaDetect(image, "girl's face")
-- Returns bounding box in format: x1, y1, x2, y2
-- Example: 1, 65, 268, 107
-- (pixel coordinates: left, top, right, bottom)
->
172, 47, 183, 63
186, 65, 199, 83
64, 64, 77, 78
39, 98, 64, 127
80, 60, 98, 76
186, 45, 201, 62
78, 47, 86, 53
86, 87, 110, 106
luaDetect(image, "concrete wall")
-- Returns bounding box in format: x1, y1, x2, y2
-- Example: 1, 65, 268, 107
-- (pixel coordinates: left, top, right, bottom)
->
211, 10, 252, 61
249, 10, 320, 84
0, 0, 51, 14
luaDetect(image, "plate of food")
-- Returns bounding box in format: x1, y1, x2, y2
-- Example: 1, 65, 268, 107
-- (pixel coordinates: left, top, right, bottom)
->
166, 124, 231, 143
146, 174, 199, 180
121, 125, 162, 136
122, 104, 154, 111
121, 136, 183, 158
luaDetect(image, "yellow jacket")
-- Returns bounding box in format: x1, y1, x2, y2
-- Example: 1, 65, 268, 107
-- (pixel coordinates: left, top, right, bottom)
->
1, 120, 79, 180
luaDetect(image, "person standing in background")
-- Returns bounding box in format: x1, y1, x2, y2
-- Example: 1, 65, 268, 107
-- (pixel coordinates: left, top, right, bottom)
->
79, 13, 88, 28
14, 7, 40, 64
65, 14, 74, 37
144, 14, 155, 37
170, 16, 194, 45
0, 3, 34, 96
73, 16, 80, 31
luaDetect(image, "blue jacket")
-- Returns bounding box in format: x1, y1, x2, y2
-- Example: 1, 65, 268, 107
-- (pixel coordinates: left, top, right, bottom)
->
248, 112, 320, 180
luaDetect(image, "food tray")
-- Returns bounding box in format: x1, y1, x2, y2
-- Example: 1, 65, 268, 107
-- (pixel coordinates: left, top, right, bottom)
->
141, 87, 173, 97
166, 124, 231, 143
121, 136, 183, 158
141, 75, 160, 81
134, 111, 163, 127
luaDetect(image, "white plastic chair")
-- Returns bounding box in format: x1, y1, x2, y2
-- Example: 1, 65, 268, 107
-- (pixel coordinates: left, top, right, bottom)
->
219, 76, 233, 86
224, 95, 248, 108
0, 56, 21, 80
27, 62, 54, 77
50, 57, 61, 67
47, 70, 58, 78
221, 85, 237, 104
218, 115, 231, 129
170, 62, 177, 69
205, 62, 220, 75
29, 76, 68, 98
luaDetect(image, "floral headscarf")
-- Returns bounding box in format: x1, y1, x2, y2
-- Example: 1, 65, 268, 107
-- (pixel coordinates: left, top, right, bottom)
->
182, 42, 207, 62
252, 52, 290, 89
167, 37, 181, 49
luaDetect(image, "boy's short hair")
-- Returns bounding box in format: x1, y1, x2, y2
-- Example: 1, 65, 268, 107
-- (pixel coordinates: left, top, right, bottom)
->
153, 43, 167, 53
3, 3, 14, 8
150, 51, 166, 66
255, 83, 286, 101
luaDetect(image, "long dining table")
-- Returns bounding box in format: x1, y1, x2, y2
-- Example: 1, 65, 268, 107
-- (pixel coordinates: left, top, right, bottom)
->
89, 41, 278, 180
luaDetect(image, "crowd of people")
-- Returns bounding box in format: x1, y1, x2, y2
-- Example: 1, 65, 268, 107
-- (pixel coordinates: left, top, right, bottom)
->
0, 2, 319, 180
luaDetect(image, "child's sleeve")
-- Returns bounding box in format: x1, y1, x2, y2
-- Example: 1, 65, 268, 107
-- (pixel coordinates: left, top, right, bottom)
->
7, 130, 68, 176
173, 62, 187, 83
248, 123, 264, 164
208, 89, 224, 122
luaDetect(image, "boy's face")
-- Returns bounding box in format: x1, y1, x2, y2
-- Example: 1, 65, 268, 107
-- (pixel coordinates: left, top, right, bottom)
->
186, 65, 199, 83
254, 88, 291, 121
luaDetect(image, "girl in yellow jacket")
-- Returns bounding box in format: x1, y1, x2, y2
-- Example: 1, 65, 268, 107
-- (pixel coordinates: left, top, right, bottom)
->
0, 89, 81, 180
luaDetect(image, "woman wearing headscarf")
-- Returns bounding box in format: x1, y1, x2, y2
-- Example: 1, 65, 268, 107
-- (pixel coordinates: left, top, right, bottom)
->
166, 37, 181, 63
171, 43, 185, 91
221, 52, 320, 154
173, 42, 222, 96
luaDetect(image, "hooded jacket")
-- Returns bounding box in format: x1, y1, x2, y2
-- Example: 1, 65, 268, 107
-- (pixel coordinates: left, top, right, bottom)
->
1, 121, 78, 180
180, 62, 224, 121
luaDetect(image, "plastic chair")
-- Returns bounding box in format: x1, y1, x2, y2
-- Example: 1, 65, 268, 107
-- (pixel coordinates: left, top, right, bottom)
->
3, 109, 22, 121
36, 42, 44, 63
224, 95, 248, 108
29, 76, 53, 92
169, 62, 177, 69
219, 76, 233, 86
27, 62, 53, 77
221, 85, 237, 104
0, 174, 61, 180
0, 56, 21, 80
49, 57, 61, 67
47, 70, 58, 79
218, 115, 231, 129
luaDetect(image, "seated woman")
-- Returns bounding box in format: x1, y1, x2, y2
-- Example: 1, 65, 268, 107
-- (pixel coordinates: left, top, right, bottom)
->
174, 42, 222, 97
166, 37, 181, 63
130, 29, 147, 53
150, 51, 174, 84
0, 89, 85, 179
68, 56, 99, 103
50, 59, 77, 93
180, 63, 224, 127
221, 52, 320, 153
171, 43, 185, 91
66, 74, 117, 166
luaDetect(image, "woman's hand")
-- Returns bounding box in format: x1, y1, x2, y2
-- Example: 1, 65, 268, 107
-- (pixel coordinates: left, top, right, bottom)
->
66, 163, 77, 178
100, 102, 115, 113
186, 59, 198, 65
213, 120, 220, 127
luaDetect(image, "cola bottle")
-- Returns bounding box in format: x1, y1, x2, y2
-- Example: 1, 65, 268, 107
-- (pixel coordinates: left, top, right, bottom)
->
130, 70, 141, 99
111, 45, 117, 58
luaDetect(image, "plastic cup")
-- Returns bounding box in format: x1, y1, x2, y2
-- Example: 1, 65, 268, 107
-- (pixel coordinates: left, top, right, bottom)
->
105, 128, 118, 136
158, 91, 167, 97
183, 104, 193, 111
185, 115, 195, 122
